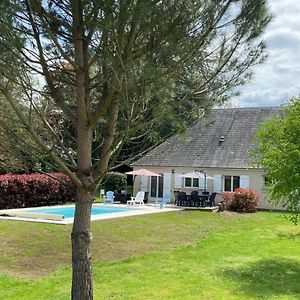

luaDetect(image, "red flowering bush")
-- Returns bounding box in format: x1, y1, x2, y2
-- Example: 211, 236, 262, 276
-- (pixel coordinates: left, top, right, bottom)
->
223, 188, 260, 213
0, 173, 76, 209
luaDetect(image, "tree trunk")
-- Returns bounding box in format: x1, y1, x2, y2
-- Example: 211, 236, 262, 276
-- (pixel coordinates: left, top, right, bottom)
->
71, 189, 94, 300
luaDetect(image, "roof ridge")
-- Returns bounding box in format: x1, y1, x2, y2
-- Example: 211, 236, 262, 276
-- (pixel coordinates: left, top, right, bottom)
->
212, 106, 280, 111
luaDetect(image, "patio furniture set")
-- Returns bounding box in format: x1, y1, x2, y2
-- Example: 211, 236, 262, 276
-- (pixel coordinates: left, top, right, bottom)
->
174, 191, 217, 207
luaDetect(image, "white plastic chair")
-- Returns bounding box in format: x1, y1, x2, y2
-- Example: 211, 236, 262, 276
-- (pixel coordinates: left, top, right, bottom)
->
127, 191, 145, 206
104, 191, 114, 204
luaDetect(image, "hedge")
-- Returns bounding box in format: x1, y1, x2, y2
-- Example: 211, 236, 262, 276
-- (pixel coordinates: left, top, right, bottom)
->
0, 173, 76, 209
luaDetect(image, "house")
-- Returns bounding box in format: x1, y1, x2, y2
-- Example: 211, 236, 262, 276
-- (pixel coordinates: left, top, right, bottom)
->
131, 107, 280, 209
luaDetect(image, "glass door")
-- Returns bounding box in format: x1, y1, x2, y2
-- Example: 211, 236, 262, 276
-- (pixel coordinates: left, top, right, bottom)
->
150, 175, 164, 198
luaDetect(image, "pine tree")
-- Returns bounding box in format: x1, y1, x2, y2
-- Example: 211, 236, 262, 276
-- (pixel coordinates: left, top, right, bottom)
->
0, 1, 270, 298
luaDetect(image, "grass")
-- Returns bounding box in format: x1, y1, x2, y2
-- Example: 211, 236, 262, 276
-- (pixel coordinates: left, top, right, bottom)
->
1, 211, 300, 299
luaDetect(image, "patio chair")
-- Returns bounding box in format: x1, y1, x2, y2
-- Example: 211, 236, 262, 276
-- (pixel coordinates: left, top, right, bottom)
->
205, 192, 217, 207
201, 191, 209, 207
178, 192, 187, 206
104, 191, 114, 205
155, 194, 170, 209
127, 191, 145, 206
190, 191, 200, 207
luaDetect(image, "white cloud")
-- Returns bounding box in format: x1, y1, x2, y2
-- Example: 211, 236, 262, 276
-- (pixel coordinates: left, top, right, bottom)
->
234, 0, 300, 107
266, 31, 300, 49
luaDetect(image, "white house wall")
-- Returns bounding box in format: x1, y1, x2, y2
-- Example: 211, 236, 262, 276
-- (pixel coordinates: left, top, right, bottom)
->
132, 166, 280, 209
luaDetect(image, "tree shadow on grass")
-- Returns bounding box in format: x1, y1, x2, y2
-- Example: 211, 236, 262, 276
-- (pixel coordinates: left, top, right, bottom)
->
277, 232, 300, 240
221, 258, 300, 298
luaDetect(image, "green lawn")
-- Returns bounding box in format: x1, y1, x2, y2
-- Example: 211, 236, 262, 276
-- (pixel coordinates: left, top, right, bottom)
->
1, 211, 300, 299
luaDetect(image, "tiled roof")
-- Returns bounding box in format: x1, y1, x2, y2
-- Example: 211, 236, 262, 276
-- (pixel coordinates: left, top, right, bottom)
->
133, 107, 280, 169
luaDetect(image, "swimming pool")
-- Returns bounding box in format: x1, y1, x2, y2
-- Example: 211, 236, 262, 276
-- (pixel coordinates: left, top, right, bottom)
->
26, 206, 133, 218
0, 204, 180, 224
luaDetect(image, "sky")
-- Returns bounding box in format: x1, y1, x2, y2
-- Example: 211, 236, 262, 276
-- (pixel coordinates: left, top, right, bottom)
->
233, 0, 300, 108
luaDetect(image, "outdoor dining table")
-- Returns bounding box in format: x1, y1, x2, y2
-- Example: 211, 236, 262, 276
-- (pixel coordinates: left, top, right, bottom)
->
191, 195, 208, 207
176, 193, 209, 207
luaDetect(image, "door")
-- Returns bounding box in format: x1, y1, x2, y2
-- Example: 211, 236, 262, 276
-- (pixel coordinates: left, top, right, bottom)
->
150, 175, 164, 198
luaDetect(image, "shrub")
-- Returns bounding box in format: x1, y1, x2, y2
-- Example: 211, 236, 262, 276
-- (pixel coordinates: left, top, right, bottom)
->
104, 172, 127, 192
223, 188, 260, 213
0, 173, 76, 209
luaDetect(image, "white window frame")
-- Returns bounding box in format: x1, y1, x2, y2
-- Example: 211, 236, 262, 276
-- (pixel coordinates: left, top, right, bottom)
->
184, 177, 199, 188
224, 175, 240, 192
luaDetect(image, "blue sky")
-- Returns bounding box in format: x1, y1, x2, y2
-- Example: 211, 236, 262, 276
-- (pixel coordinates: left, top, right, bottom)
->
233, 0, 300, 108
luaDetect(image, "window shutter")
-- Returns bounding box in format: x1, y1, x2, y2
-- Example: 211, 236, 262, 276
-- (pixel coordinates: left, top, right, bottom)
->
240, 175, 249, 188
213, 174, 222, 192
140, 176, 148, 191
163, 173, 172, 197
199, 177, 205, 189
174, 173, 183, 188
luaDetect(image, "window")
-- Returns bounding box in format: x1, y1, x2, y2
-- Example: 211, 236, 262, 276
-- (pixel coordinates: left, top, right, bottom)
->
184, 178, 199, 188
224, 176, 240, 192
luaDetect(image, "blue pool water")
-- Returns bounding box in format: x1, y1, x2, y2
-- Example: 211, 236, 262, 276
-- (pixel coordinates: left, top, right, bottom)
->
26, 206, 133, 218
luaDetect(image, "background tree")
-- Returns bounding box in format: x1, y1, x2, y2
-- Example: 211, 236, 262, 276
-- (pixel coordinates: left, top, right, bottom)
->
0, 1, 270, 299
0, 95, 57, 173
254, 98, 300, 222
